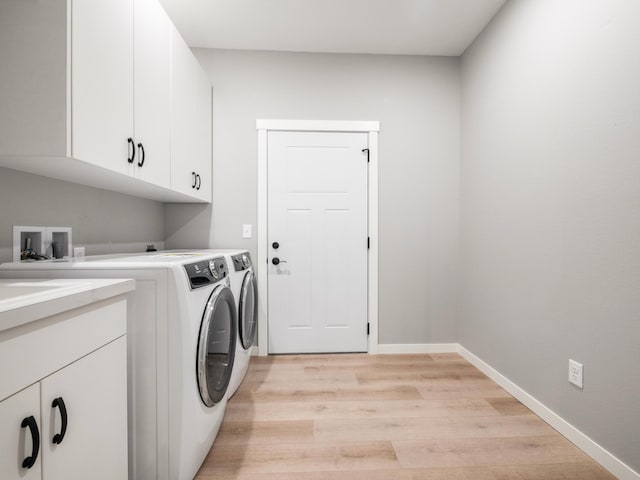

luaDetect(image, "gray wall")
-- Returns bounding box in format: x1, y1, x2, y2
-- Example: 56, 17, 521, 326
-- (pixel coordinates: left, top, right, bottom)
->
165, 49, 461, 344
460, 0, 640, 472
0, 168, 165, 263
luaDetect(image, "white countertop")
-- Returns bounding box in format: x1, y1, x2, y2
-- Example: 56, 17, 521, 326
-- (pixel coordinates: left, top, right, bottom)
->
0, 278, 135, 333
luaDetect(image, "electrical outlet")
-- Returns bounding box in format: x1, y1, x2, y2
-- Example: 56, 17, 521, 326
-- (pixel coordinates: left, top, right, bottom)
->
73, 247, 85, 258
242, 224, 252, 239
569, 359, 583, 388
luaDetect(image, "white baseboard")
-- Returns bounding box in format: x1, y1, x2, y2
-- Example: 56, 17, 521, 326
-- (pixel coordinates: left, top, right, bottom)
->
458, 345, 639, 480
376, 343, 458, 354
250, 346, 259, 356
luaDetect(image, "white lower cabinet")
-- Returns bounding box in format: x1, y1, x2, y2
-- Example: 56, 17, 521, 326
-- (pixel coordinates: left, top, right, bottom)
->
0, 384, 41, 480
0, 338, 127, 480
0, 294, 128, 480
42, 338, 128, 480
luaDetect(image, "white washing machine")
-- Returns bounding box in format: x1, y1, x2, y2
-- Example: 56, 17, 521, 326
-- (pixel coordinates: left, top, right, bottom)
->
225, 250, 258, 398
0, 251, 237, 480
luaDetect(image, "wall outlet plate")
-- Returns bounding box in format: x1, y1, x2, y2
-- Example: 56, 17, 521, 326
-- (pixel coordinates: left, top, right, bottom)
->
569, 359, 584, 388
242, 224, 252, 239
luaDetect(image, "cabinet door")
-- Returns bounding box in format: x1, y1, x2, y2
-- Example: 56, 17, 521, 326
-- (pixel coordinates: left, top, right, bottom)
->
41, 337, 127, 480
0, 384, 42, 480
72, 0, 134, 175
170, 25, 212, 201
133, 0, 171, 188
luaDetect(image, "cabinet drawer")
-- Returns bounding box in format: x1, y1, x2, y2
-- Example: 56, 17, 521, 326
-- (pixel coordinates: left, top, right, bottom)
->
0, 297, 126, 401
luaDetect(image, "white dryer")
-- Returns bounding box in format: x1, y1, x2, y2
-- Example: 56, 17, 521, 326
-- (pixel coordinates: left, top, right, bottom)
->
225, 250, 258, 397
0, 252, 237, 480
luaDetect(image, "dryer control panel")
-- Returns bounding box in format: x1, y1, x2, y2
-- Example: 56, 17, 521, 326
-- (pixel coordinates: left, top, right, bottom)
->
231, 252, 252, 271
184, 257, 228, 289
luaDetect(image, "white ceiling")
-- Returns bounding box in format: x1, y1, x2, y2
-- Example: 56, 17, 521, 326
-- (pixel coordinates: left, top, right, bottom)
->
157, 0, 506, 56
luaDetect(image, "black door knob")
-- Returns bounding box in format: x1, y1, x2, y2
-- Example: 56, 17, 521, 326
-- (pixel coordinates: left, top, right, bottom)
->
272, 257, 280, 265
272, 242, 279, 249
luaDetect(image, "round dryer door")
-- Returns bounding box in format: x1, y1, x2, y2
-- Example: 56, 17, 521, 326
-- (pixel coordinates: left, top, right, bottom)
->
239, 270, 258, 350
196, 285, 237, 407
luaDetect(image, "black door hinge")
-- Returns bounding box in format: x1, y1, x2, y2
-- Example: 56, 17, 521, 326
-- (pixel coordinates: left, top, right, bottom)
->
362, 148, 370, 162
367, 237, 370, 249
367, 323, 370, 335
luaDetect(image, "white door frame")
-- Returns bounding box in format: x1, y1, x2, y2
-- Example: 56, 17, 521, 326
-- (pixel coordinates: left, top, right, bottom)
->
256, 119, 380, 356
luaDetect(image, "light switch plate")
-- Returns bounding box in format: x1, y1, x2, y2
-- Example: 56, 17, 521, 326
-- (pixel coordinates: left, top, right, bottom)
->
242, 224, 252, 239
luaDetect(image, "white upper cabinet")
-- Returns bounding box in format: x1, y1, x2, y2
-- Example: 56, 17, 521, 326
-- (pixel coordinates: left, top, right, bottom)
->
170, 25, 212, 202
0, 0, 210, 203
133, 0, 172, 189
72, 0, 134, 176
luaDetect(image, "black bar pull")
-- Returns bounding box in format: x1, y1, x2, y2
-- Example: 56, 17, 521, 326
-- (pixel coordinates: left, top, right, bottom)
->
127, 138, 136, 164
21, 416, 40, 469
192, 172, 197, 188
196, 174, 201, 190
362, 148, 370, 162
51, 397, 68, 445
137, 143, 145, 167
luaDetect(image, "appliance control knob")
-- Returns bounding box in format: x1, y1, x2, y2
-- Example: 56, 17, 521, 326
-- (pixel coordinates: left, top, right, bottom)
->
242, 254, 250, 267
208, 261, 218, 278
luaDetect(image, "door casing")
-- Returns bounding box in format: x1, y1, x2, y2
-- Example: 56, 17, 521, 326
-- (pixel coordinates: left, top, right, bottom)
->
256, 119, 380, 355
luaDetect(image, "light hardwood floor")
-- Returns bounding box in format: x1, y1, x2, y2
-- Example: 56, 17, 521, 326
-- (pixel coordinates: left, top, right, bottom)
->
195, 353, 616, 480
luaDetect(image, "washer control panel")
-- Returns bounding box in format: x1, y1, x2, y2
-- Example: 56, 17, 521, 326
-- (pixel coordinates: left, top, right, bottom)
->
184, 257, 228, 289
231, 252, 252, 272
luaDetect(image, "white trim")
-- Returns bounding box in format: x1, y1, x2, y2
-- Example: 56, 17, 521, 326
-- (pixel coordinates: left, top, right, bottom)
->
249, 346, 259, 356
256, 119, 379, 356
367, 131, 379, 354
257, 128, 269, 356
377, 343, 459, 354
256, 119, 380, 133
458, 345, 640, 480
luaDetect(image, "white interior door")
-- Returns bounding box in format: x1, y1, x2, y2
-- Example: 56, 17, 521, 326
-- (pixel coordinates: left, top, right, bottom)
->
267, 131, 368, 354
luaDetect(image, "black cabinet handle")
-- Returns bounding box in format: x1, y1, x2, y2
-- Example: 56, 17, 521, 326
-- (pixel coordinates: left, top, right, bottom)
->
21, 416, 40, 469
192, 172, 197, 188
51, 397, 68, 445
196, 174, 201, 190
137, 143, 145, 167
127, 138, 135, 164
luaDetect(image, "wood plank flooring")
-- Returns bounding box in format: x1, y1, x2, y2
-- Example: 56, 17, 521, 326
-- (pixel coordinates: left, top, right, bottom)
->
195, 353, 616, 480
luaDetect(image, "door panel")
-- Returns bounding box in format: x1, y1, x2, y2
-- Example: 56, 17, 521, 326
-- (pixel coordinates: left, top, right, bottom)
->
0, 384, 41, 480
170, 25, 212, 201
267, 131, 368, 354
134, 0, 171, 187
41, 337, 127, 480
72, 0, 134, 173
